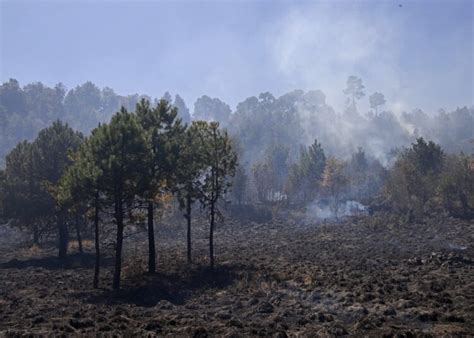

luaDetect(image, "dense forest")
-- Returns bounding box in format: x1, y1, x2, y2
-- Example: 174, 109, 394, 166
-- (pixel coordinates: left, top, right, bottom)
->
0, 76, 473, 335
1, 77, 473, 169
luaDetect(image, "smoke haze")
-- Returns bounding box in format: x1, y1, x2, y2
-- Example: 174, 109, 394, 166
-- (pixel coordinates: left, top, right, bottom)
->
1, 0, 472, 113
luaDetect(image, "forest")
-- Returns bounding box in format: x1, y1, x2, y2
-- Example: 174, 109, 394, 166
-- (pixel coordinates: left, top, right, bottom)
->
0, 76, 473, 335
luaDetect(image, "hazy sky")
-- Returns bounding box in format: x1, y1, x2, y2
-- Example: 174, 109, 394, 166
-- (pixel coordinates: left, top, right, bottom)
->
1, 0, 473, 113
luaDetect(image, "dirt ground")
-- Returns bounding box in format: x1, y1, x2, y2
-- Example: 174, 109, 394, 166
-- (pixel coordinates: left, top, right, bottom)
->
0, 215, 473, 337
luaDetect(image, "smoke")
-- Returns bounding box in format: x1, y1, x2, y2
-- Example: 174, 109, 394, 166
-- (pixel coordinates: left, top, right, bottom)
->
260, 3, 422, 164
268, 2, 403, 114
288, 90, 414, 165
305, 200, 367, 223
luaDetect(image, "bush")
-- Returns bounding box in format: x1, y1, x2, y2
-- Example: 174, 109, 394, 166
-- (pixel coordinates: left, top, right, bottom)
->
384, 138, 473, 221
438, 154, 474, 219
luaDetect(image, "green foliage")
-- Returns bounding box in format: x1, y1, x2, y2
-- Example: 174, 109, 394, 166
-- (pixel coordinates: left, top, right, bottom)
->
88, 107, 149, 288
407, 138, 444, 175
438, 154, 474, 218
136, 97, 185, 272
192, 121, 238, 207
57, 137, 101, 213
32, 120, 84, 187
88, 107, 149, 202
348, 147, 369, 201
190, 120, 237, 268
0, 141, 47, 226
175, 124, 207, 209
287, 139, 326, 203
136, 98, 185, 201
384, 138, 446, 221
0, 121, 82, 248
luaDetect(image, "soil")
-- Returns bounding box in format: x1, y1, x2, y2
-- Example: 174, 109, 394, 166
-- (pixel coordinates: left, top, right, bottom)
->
0, 215, 473, 336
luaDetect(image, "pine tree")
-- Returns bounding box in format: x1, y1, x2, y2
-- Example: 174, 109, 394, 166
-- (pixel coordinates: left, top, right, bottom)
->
136, 98, 185, 273
58, 137, 102, 287
1, 141, 45, 244
193, 121, 237, 269
88, 108, 148, 289
31, 120, 83, 259
175, 126, 207, 264
343, 76, 365, 110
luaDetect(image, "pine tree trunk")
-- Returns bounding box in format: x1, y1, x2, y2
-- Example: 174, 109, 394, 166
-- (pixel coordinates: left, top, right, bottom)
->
75, 216, 83, 256
58, 215, 69, 260
147, 201, 156, 274
186, 195, 192, 264
93, 196, 100, 289
209, 201, 215, 270
113, 198, 124, 290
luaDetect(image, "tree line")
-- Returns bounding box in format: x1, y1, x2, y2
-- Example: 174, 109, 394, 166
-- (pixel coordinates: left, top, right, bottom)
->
1, 77, 473, 170
0, 99, 237, 289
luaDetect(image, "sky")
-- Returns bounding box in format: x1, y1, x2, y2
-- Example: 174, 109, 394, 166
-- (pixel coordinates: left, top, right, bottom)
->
1, 0, 473, 114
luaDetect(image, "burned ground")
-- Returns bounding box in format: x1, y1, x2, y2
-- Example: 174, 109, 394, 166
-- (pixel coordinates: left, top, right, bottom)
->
0, 216, 473, 336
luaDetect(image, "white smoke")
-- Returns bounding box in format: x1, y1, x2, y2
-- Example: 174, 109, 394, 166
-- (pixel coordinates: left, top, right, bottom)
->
305, 199, 368, 223
268, 2, 403, 114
